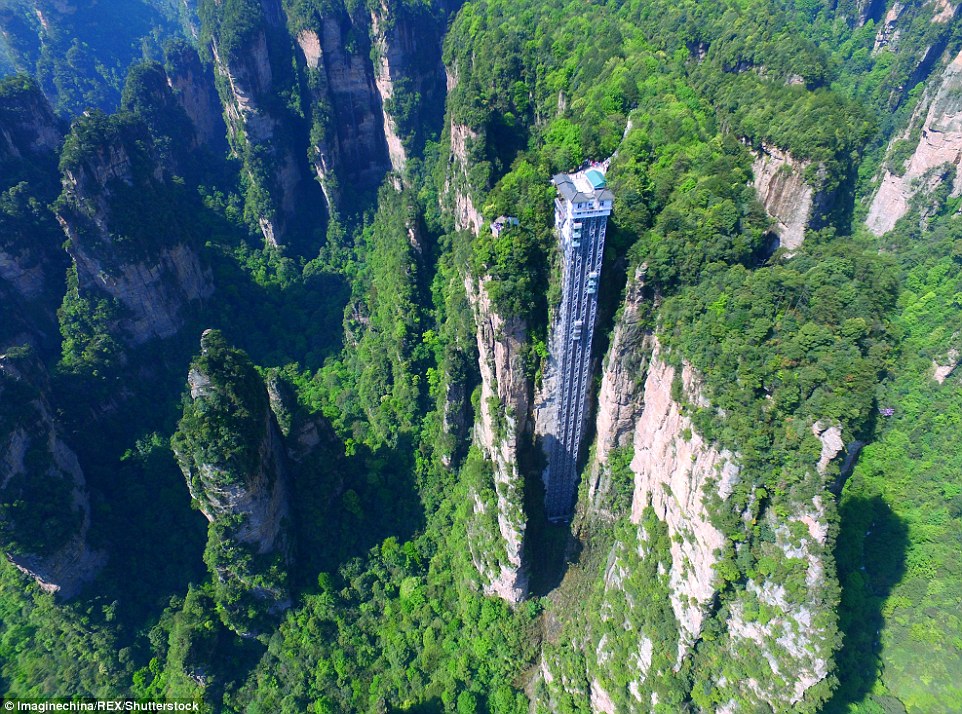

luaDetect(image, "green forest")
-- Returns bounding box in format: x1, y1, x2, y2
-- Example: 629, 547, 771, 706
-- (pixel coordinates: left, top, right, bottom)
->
0, 0, 961, 711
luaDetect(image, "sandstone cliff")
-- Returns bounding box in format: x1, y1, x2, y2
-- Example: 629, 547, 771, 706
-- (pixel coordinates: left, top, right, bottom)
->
751, 143, 831, 252
172, 330, 291, 635
205, 0, 317, 247
583, 266, 651, 515
535, 272, 840, 710
866, 48, 962, 235
371, 3, 410, 174
0, 351, 105, 599
538, 337, 732, 711
711, 495, 835, 711
370, 0, 449, 174
55, 113, 213, 346
450, 124, 485, 235
443, 67, 486, 235
163, 40, 227, 152
464, 274, 529, 603
0, 76, 67, 323
0, 76, 61, 159
294, 11, 389, 203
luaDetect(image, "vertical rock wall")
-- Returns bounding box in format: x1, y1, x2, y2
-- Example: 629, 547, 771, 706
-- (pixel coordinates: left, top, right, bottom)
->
172, 330, 292, 634
750, 143, 832, 253
535, 275, 839, 711
866, 49, 962, 235
204, 0, 318, 248
55, 117, 213, 345
464, 275, 529, 603
583, 266, 651, 514
0, 353, 105, 599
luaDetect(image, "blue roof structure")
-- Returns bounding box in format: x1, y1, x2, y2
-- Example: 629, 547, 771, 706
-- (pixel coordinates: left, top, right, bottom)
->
585, 168, 606, 189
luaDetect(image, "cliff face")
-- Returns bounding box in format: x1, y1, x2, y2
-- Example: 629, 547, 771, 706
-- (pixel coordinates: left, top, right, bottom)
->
295, 27, 339, 209
584, 267, 650, 514
211, 28, 274, 142
0, 352, 105, 599
0, 77, 67, 321
371, 3, 410, 174
163, 41, 227, 151
55, 114, 213, 346
536, 275, 839, 710
464, 275, 529, 603
204, 0, 317, 248
313, 16, 388, 189
447, 110, 485, 235
370, 0, 449, 173
713, 496, 834, 711
866, 48, 962, 235
751, 143, 830, 252
0, 78, 61, 159
172, 330, 291, 635
292, 0, 450, 209
628, 345, 740, 649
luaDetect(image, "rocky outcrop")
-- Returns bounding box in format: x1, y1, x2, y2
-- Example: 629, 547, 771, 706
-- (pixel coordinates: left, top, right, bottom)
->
933, 347, 959, 383
872, 2, 904, 54
441, 64, 485, 234
370, 0, 449, 174
448, 119, 485, 235
172, 330, 291, 634
629, 342, 740, 651
712, 493, 835, 711
464, 274, 529, 603
0, 219, 65, 348
813, 420, 845, 474
211, 29, 274, 142
853, 0, 887, 27
0, 77, 62, 159
751, 143, 829, 252
867, 49, 962, 235
209, 31, 286, 247
371, 3, 409, 174
308, 16, 390, 191
0, 222, 57, 304
584, 266, 651, 513
0, 77, 67, 317
163, 40, 226, 151
175, 331, 290, 555
204, 1, 319, 248
0, 351, 105, 599
549, 315, 839, 709
930, 0, 958, 23
295, 28, 338, 210
55, 114, 213, 345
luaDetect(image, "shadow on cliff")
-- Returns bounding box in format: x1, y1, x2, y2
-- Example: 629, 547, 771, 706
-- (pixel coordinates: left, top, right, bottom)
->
825, 495, 908, 713
521, 438, 583, 597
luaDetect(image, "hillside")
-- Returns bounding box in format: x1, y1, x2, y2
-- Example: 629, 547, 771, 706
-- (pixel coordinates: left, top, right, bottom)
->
0, 0, 960, 712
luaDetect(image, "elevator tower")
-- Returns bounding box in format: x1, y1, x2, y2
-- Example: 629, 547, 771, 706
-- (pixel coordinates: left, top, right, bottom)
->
543, 167, 613, 521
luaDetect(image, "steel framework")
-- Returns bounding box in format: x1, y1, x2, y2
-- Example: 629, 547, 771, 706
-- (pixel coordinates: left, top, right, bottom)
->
543, 181, 611, 522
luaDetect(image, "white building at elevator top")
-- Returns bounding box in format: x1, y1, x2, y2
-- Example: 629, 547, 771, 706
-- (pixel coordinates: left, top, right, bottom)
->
552, 167, 614, 220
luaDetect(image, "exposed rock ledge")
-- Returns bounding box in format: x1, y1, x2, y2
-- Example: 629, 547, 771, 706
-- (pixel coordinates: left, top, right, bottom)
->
371, 1, 409, 174
1, 355, 105, 599
584, 266, 651, 513
629, 340, 740, 651
751, 143, 821, 252
448, 118, 485, 236
866, 48, 962, 236
465, 274, 529, 603
933, 347, 960, 383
